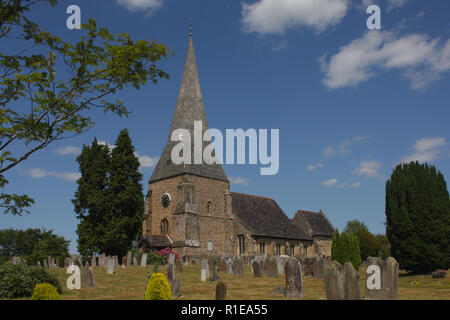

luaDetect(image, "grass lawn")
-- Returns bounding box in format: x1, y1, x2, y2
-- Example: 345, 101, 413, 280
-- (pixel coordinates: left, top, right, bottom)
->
45, 264, 450, 300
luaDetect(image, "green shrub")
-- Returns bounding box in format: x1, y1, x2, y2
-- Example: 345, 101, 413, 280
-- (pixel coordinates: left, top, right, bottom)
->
147, 252, 165, 266
332, 229, 361, 270
31, 283, 61, 300
0, 263, 62, 299
144, 273, 172, 300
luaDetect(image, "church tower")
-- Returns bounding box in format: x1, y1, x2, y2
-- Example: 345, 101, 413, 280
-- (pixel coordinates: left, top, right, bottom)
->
143, 31, 232, 256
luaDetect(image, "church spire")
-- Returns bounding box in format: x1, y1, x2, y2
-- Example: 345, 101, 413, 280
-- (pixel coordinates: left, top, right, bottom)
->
149, 33, 229, 183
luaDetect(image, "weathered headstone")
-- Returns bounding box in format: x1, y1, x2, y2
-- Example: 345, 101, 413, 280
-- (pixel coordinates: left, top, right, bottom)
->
252, 261, 262, 277
81, 266, 89, 286
225, 257, 233, 275
232, 259, 245, 275
140, 253, 148, 267
209, 260, 221, 282
91, 254, 97, 267
175, 258, 183, 274
324, 261, 361, 300
121, 257, 127, 268
171, 276, 180, 299
285, 257, 303, 298
43, 258, 48, 268
215, 282, 227, 300
201, 258, 210, 278
217, 259, 227, 272
107, 257, 115, 274
87, 267, 96, 287
133, 253, 138, 266
365, 257, 399, 300
127, 251, 132, 266
265, 257, 279, 278
114, 255, 119, 268
168, 253, 176, 265
167, 263, 175, 287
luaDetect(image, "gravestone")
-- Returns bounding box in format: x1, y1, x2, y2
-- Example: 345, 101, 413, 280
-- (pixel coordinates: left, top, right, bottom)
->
43, 258, 48, 268
168, 253, 176, 265
217, 259, 227, 272
37, 261, 41, 267
167, 264, 175, 287
81, 266, 89, 286
225, 257, 233, 275
201, 258, 210, 278
215, 282, 227, 300
274, 256, 285, 277
209, 260, 221, 282
252, 261, 262, 277
127, 251, 132, 266
175, 258, 183, 274
121, 257, 127, 268
232, 259, 245, 276
171, 276, 180, 299
201, 268, 207, 282
182, 255, 190, 266
55, 258, 60, 268
285, 257, 303, 298
87, 267, 96, 287
265, 257, 279, 278
107, 257, 115, 274
365, 257, 399, 300
91, 254, 96, 268
324, 261, 361, 300
140, 253, 148, 267
133, 253, 138, 266
114, 255, 119, 268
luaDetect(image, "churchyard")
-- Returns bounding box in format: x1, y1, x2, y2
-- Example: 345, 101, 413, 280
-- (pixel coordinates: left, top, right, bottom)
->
17, 259, 449, 300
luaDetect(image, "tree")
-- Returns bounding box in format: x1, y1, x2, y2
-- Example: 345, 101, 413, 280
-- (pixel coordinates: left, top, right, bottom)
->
355, 229, 379, 260
331, 229, 361, 270
104, 129, 144, 258
343, 219, 368, 234
386, 162, 450, 272
73, 130, 144, 258
0, 228, 69, 264
72, 139, 111, 257
0, 0, 170, 215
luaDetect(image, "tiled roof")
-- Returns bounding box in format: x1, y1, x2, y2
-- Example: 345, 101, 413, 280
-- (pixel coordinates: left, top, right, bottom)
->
231, 192, 311, 240
294, 210, 335, 237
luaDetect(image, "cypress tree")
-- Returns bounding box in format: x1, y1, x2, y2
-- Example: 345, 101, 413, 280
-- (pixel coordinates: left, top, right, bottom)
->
72, 139, 111, 257
386, 162, 450, 272
106, 129, 144, 258
332, 229, 361, 270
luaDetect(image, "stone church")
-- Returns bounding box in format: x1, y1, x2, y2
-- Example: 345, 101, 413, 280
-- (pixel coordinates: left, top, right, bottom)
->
141, 33, 334, 258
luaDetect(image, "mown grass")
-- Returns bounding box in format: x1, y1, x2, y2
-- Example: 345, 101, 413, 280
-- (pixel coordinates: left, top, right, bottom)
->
41, 264, 450, 300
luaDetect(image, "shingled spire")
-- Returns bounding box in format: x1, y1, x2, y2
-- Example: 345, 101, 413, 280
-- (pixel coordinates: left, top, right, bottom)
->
149, 33, 229, 183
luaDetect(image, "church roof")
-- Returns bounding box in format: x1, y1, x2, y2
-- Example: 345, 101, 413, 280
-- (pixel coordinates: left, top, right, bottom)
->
150, 34, 229, 183
293, 210, 335, 237
230, 192, 312, 240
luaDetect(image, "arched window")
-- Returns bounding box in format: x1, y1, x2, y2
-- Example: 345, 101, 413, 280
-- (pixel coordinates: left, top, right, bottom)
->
161, 219, 169, 234
206, 201, 212, 214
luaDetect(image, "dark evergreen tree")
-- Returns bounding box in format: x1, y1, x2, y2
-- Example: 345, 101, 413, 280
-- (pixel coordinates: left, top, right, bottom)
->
386, 162, 450, 272
72, 139, 111, 257
105, 129, 144, 258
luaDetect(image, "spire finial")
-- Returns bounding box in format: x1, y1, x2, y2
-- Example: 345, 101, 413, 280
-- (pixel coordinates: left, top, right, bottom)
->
189, 19, 192, 37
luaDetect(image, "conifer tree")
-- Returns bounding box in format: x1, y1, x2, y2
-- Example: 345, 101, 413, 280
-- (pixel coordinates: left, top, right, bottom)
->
332, 229, 361, 270
72, 139, 111, 257
386, 162, 450, 272
105, 129, 144, 258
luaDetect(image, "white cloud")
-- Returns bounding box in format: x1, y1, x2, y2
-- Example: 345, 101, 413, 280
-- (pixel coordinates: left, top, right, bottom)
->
307, 162, 324, 171
116, 0, 163, 14
97, 140, 115, 150
54, 146, 81, 155
321, 31, 450, 89
241, 0, 349, 35
402, 137, 447, 163
138, 155, 159, 168
322, 178, 338, 187
229, 177, 250, 186
27, 169, 80, 182
353, 160, 384, 179
387, 0, 409, 11
349, 181, 361, 188
323, 135, 374, 157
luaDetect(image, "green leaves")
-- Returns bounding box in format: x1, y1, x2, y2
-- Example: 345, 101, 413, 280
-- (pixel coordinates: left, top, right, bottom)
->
0, 1, 171, 215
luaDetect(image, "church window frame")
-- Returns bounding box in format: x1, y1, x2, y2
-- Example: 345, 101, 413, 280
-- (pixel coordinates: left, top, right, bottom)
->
161, 219, 169, 234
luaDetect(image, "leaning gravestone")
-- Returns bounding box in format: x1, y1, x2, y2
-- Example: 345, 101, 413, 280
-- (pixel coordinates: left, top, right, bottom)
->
323, 261, 361, 300
171, 276, 181, 299
365, 257, 399, 300
285, 257, 303, 298
215, 282, 227, 300
107, 257, 115, 274
140, 253, 148, 267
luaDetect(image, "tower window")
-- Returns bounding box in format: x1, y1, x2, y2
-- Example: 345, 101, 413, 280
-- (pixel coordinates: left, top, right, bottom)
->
161, 219, 169, 234
260, 242, 265, 254
206, 201, 212, 214
275, 244, 281, 255
238, 235, 245, 254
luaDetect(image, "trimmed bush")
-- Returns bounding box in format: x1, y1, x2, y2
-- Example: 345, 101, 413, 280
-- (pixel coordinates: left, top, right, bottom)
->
144, 273, 172, 300
332, 230, 361, 270
31, 283, 61, 300
0, 263, 62, 299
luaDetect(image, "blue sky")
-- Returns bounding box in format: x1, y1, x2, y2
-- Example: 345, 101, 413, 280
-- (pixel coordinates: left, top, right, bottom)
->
2, 0, 450, 254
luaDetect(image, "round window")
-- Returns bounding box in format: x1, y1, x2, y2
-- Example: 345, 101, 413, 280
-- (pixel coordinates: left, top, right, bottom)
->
161, 193, 172, 208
